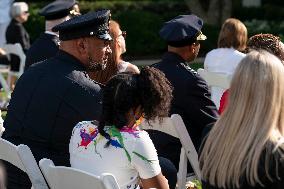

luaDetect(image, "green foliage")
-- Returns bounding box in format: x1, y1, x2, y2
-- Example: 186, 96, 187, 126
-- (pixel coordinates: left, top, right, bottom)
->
244, 20, 284, 39
192, 179, 203, 189
24, 1, 284, 58
24, 2, 45, 41
232, 2, 284, 22
25, 1, 190, 58
116, 10, 165, 56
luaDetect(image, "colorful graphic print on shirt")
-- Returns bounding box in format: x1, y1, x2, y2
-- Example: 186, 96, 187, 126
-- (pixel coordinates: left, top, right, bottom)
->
75, 123, 154, 164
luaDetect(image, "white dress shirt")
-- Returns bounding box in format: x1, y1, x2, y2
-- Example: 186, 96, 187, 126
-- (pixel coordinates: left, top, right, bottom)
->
204, 48, 246, 108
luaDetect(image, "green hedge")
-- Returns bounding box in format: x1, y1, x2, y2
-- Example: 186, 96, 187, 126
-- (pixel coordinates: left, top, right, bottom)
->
24, 1, 283, 58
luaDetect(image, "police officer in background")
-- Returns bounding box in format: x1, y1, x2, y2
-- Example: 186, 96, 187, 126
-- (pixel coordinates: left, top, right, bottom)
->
24, 0, 80, 70
150, 14, 218, 170
3, 10, 112, 188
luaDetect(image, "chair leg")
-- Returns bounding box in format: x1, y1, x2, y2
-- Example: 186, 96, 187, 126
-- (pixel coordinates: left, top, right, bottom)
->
177, 148, 187, 189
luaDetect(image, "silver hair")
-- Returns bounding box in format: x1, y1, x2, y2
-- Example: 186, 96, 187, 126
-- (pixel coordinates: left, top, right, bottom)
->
10, 2, 28, 18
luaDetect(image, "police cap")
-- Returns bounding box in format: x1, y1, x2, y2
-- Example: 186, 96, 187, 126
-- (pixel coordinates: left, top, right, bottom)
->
52, 9, 112, 41
39, 0, 77, 20
160, 14, 207, 47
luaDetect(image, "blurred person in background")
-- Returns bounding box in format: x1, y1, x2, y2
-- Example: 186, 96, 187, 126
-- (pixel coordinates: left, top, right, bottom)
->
0, 0, 13, 46
200, 50, 284, 189
6, 2, 30, 53
204, 18, 247, 109
89, 20, 139, 84
5, 2, 30, 88
219, 33, 284, 114
25, 0, 80, 70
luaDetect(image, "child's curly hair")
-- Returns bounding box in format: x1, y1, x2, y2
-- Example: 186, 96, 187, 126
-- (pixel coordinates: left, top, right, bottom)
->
246, 34, 284, 61
98, 66, 173, 144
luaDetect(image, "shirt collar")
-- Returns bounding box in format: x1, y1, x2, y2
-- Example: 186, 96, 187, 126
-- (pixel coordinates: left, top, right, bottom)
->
45, 31, 59, 37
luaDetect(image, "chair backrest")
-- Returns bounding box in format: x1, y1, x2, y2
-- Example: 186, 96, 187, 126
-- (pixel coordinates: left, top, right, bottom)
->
140, 114, 201, 189
0, 138, 48, 189
2, 43, 26, 76
39, 158, 120, 189
0, 111, 4, 137
197, 68, 232, 89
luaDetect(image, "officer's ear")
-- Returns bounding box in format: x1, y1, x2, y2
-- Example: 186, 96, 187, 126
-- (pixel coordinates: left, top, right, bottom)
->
190, 41, 200, 53
188, 44, 195, 54
76, 38, 88, 55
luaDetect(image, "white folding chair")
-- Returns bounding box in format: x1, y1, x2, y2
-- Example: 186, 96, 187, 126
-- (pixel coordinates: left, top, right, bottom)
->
39, 158, 120, 189
1, 43, 26, 98
0, 138, 49, 189
140, 114, 201, 189
197, 68, 232, 89
0, 110, 4, 137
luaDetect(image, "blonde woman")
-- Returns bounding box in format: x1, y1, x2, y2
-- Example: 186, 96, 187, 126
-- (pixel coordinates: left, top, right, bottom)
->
204, 18, 247, 108
200, 50, 284, 189
89, 20, 139, 84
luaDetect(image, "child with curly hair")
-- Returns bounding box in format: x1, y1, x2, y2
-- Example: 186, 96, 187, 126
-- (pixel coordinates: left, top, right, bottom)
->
70, 66, 173, 189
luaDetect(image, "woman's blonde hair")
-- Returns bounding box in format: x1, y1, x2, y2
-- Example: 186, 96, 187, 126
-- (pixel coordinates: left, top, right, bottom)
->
200, 50, 284, 188
88, 20, 120, 84
218, 18, 247, 51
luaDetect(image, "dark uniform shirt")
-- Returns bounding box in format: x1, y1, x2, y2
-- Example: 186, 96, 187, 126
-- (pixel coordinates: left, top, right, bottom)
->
150, 52, 218, 168
3, 50, 103, 188
25, 32, 60, 70
6, 19, 30, 53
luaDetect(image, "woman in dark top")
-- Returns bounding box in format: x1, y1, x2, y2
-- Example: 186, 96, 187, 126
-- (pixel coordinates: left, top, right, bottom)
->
5, 2, 30, 88
6, 2, 30, 53
200, 50, 284, 189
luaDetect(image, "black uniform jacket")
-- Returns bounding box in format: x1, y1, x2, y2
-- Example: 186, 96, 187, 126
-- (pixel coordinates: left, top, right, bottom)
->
25, 32, 60, 70
150, 52, 218, 168
6, 19, 30, 52
3, 50, 103, 166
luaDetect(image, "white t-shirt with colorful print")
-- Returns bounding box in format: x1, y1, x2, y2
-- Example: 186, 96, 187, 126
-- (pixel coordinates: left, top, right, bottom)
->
69, 121, 161, 189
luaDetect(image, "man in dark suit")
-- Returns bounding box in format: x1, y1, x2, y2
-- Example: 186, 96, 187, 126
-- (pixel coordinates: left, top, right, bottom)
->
24, 0, 80, 71
3, 10, 112, 189
150, 14, 218, 169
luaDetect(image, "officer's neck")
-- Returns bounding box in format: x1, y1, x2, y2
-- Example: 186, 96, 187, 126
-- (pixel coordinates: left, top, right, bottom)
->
168, 45, 194, 62
45, 16, 70, 33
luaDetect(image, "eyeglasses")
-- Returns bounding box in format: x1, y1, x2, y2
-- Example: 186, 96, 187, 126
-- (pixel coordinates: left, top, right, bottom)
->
118, 31, 127, 39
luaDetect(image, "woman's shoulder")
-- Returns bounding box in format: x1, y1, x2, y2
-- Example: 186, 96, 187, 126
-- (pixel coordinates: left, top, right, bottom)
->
118, 61, 140, 74
126, 63, 140, 74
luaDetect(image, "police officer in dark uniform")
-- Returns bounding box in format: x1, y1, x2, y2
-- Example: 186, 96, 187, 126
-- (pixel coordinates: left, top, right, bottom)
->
150, 14, 218, 170
24, 0, 80, 71
3, 10, 112, 189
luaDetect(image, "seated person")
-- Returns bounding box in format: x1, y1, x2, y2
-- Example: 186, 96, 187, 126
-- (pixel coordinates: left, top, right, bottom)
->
200, 50, 284, 189
204, 18, 247, 109
89, 20, 139, 84
246, 33, 284, 61
70, 66, 172, 189
219, 33, 284, 114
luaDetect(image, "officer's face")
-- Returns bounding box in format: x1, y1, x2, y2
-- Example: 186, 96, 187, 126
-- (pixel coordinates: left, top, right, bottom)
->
116, 29, 126, 54
86, 37, 111, 71
187, 41, 200, 62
